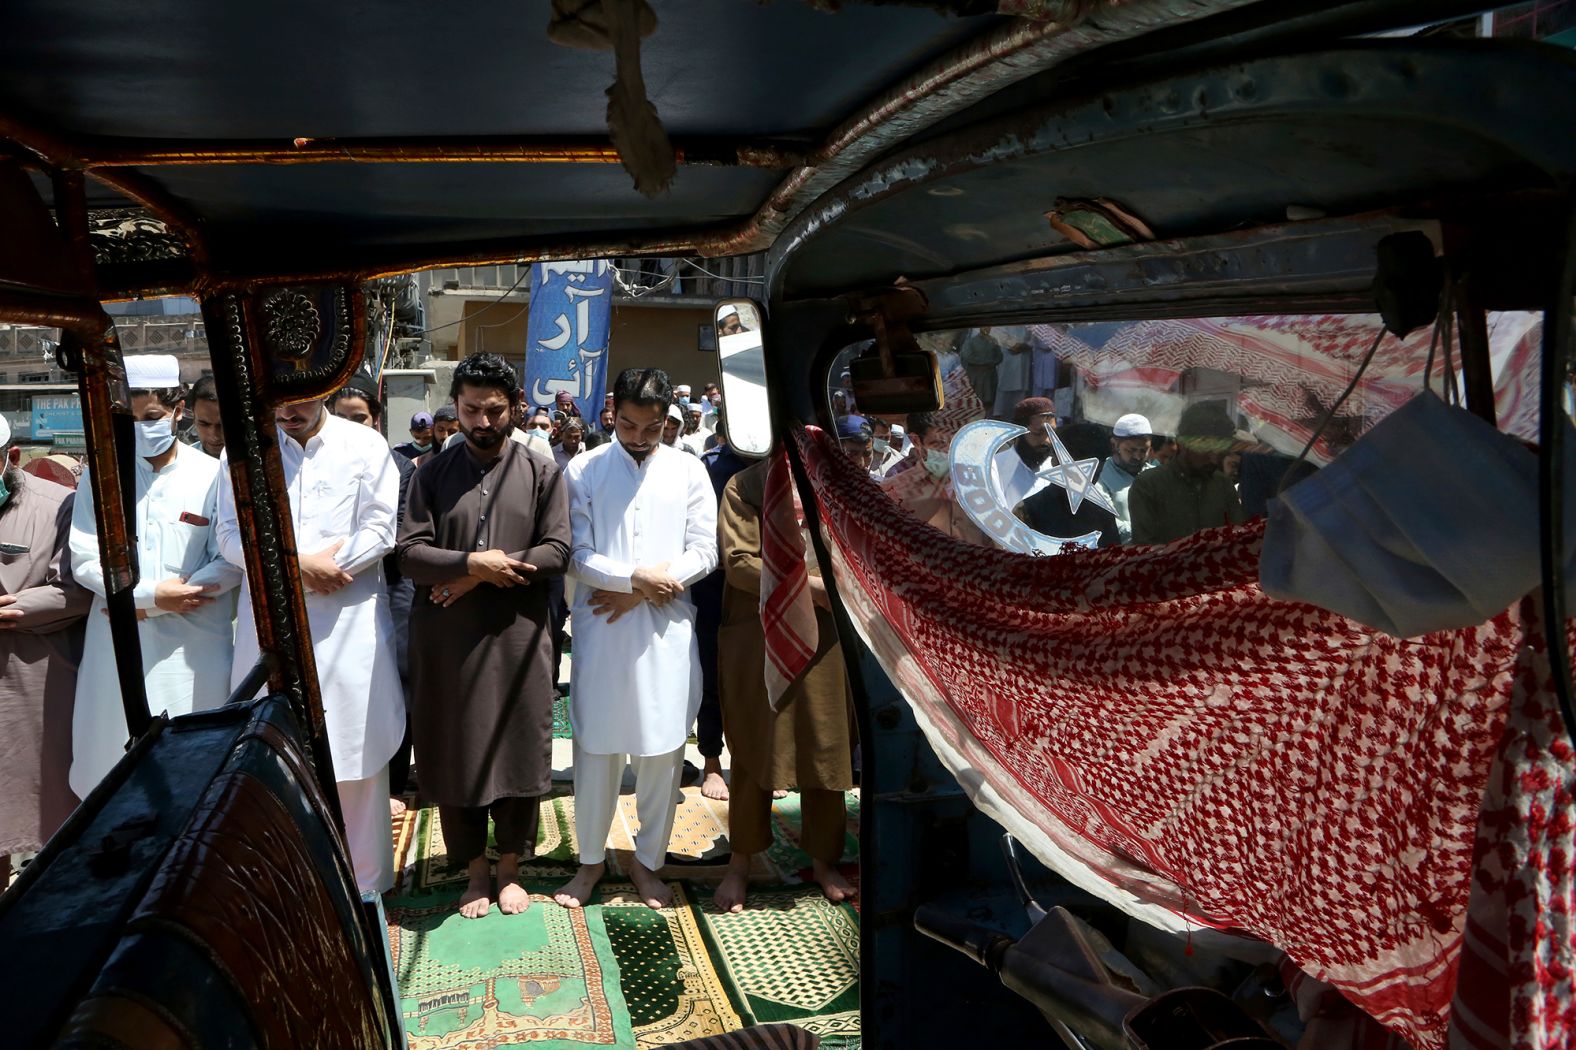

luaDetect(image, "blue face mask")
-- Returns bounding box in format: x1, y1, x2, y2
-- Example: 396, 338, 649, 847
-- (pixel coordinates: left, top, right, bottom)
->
134, 417, 177, 459
924, 448, 950, 479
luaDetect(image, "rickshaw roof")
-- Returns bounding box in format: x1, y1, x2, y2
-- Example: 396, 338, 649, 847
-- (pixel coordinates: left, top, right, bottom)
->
0, 0, 1010, 284
0, 0, 1564, 297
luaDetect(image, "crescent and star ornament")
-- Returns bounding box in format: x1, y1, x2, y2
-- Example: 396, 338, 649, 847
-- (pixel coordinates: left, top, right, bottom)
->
1041, 425, 1119, 517
948, 419, 1103, 556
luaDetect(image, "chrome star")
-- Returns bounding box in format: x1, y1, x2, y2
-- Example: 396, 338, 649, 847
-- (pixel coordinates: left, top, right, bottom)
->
1038, 426, 1118, 517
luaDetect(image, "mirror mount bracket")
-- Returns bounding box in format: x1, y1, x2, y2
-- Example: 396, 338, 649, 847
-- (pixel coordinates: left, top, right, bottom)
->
846, 286, 942, 412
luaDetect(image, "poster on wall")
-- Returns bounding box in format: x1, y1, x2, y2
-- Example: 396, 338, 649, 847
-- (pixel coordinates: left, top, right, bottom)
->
523, 260, 615, 419
30, 394, 82, 441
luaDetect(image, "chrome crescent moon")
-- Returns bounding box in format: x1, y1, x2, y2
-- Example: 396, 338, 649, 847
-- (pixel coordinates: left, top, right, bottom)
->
949, 419, 1102, 556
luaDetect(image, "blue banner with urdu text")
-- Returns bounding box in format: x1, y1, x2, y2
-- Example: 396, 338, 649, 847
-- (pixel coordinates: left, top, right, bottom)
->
523, 260, 615, 420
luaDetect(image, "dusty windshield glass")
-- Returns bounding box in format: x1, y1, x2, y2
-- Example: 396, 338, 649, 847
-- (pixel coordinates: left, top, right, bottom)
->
827, 312, 1543, 553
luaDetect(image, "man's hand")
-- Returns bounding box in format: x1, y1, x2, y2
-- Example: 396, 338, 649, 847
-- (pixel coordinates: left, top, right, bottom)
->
589, 589, 644, 624
0, 593, 18, 630
299, 539, 353, 595
467, 549, 533, 587
808, 575, 833, 612
631, 563, 682, 607
430, 576, 481, 608
154, 577, 219, 614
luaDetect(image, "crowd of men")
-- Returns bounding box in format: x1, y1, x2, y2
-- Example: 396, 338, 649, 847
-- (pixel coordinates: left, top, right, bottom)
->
0, 352, 855, 920
830, 326, 1254, 551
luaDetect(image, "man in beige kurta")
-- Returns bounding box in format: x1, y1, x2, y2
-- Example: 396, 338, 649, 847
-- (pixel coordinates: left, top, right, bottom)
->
0, 434, 91, 881
713, 458, 855, 912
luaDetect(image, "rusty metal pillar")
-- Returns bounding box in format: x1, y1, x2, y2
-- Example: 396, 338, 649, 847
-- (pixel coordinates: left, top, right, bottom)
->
51, 170, 152, 740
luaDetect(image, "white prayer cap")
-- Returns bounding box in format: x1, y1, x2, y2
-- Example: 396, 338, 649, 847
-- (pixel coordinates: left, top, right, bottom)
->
0, 414, 9, 448
686, 402, 703, 415
1112, 413, 1153, 438
667, 402, 684, 423
889, 424, 906, 439
674, 384, 691, 394
124, 354, 180, 390
716, 304, 740, 323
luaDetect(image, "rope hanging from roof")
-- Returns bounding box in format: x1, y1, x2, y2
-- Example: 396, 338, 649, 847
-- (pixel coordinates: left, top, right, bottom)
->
547, 0, 675, 198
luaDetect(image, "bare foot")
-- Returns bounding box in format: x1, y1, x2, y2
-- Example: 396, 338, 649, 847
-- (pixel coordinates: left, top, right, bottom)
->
700, 757, 729, 801
389, 796, 407, 817
713, 854, 751, 913
459, 857, 493, 919
628, 858, 674, 910
772, 789, 789, 800
812, 859, 856, 903
553, 862, 604, 909
496, 854, 531, 915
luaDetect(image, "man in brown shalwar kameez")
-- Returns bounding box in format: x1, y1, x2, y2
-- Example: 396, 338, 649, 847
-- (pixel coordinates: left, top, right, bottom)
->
713, 456, 856, 913
0, 417, 91, 884
396, 353, 571, 918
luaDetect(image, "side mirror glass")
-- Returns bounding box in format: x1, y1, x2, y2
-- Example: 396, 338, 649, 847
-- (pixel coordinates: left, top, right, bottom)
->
715, 299, 772, 457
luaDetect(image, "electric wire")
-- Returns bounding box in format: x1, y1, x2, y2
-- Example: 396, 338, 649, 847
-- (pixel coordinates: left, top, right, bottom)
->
1278, 326, 1388, 494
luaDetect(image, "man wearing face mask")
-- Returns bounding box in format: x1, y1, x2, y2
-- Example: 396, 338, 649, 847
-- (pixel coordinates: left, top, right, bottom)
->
69, 355, 243, 797
555, 367, 718, 912
0, 414, 91, 885
216, 385, 405, 894
394, 411, 435, 461
880, 413, 985, 545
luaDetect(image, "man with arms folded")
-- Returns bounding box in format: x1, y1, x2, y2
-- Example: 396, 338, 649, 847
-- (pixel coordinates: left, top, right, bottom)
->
555, 367, 718, 911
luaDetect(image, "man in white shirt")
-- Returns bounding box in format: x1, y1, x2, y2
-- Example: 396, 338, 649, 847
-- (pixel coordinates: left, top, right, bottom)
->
69, 355, 242, 797
216, 395, 405, 895
681, 403, 709, 455
554, 368, 718, 911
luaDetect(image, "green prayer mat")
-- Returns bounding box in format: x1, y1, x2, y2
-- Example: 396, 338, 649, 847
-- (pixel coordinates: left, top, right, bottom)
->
696, 887, 862, 1048
387, 883, 633, 1049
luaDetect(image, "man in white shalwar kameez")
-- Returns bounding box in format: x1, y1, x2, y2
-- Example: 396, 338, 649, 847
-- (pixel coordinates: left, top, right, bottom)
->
555, 368, 718, 911
70, 355, 242, 797
216, 397, 405, 895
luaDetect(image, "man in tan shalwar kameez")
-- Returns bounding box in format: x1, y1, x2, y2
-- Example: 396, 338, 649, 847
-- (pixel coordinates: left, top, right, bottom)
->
0, 418, 91, 883
713, 457, 856, 912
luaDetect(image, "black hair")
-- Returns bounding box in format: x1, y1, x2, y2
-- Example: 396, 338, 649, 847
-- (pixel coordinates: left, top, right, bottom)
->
450, 352, 520, 402
906, 411, 938, 439
583, 430, 608, 449
190, 375, 219, 404
1150, 435, 1176, 452
433, 404, 458, 422
612, 367, 673, 410
332, 384, 383, 421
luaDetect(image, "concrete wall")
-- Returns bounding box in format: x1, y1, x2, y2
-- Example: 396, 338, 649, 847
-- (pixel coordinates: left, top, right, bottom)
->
446, 301, 721, 403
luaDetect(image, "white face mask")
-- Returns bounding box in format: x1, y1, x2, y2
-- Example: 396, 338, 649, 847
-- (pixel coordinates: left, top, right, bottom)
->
135, 417, 176, 459
872, 437, 890, 454
924, 448, 950, 479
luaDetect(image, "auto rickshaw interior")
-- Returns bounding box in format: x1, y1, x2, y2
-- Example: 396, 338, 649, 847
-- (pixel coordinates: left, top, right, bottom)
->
1, 2, 1573, 1048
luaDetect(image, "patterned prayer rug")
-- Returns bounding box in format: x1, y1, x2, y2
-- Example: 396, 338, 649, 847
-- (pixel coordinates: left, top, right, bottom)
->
552, 693, 574, 740
696, 887, 862, 1048
386, 883, 633, 1049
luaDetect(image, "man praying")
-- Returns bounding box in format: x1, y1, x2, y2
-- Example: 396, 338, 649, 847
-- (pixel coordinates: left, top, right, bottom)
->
397, 353, 570, 918
218, 391, 405, 895
555, 368, 718, 911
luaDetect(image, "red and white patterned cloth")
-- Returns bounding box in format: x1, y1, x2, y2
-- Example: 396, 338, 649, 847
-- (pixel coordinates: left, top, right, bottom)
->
761, 450, 816, 709
794, 423, 1575, 1049
1448, 605, 1576, 1050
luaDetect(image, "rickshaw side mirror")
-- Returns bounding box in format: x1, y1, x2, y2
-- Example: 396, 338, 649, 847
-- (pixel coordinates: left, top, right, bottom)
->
714, 298, 773, 457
